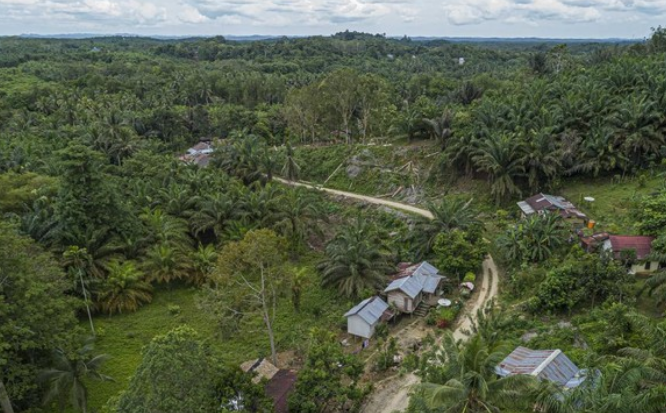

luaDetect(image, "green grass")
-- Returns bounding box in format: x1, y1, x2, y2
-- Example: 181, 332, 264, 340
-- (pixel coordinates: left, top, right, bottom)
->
560, 173, 665, 234
84, 261, 352, 411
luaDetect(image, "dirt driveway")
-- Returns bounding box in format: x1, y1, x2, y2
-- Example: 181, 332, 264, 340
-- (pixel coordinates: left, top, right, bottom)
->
360, 256, 499, 413
275, 178, 500, 412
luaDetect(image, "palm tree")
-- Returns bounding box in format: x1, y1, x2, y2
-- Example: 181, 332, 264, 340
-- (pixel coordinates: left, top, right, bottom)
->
414, 332, 537, 412
424, 110, 454, 151
318, 218, 394, 298
281, 143, 301, 181
290, 267, 310, 313
143, 243, 191, 283
40, 339, 113, 413
189, 243, 217, 286
97, 259, 153, 314
453, 82, 484, 106
273, 188, 326, 249
472, 133, 526, 204
412, 197, 482, 258
189, 192, 237, 241
140, 208, 191, 250
641, 271, 666, 307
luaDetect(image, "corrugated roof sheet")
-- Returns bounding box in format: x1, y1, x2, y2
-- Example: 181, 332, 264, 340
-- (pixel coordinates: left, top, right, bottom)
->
522, 193, 586, 220
517, 201, 535, 215
344, 296, 389, 325
496, 347, 582, 387
384, 261, 444, 298
606, 235, 654, 260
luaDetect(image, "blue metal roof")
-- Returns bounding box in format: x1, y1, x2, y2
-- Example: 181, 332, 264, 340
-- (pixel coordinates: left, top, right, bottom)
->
384, 261, 444, 298
496, 347, 582, 387
344, 296, 389, 325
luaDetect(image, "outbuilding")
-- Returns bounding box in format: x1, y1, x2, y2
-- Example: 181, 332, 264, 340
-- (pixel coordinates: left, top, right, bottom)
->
344, 296, 393, 339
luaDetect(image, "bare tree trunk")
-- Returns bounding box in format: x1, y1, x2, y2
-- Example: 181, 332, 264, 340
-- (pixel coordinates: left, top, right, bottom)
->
0, 379, 15, 413
79, 269, 95, 336
260, 268, 278, 366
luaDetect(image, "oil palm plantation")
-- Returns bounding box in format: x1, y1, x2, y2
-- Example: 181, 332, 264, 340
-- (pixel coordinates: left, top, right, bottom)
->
40, 339, 113, 413
412, 333, 538, 413
318, 218, 394, 298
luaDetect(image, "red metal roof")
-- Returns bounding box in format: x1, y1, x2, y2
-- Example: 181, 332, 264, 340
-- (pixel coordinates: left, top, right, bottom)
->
608, 236, 654, 260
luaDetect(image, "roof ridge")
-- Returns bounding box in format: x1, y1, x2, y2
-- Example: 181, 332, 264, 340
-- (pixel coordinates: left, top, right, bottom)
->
531, 349, 561, 377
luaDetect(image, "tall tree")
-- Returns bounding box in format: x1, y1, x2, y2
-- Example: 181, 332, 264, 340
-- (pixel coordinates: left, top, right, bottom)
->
206, 229, 288, 365
0, 223, 77, 411
115, 327, 219, 412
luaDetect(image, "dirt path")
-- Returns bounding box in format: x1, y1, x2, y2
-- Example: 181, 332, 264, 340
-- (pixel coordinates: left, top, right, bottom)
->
360, 256, 499, 413
274, 178, 434, 219
276, 178, 499, 413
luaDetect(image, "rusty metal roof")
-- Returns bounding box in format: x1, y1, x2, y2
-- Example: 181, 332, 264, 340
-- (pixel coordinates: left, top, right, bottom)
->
496, 346, 581, 387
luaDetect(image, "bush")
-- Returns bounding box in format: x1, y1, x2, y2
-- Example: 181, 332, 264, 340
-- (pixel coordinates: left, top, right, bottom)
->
168, 304, 181, 315
463, 272, 476, 283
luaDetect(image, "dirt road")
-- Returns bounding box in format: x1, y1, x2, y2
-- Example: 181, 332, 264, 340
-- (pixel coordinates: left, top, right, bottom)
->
276, 178, 499, 412
360, 256, 499, 413
274, 178, 434, 219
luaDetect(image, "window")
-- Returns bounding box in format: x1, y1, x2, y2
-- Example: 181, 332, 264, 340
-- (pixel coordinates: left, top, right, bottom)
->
645, 262, 652, 271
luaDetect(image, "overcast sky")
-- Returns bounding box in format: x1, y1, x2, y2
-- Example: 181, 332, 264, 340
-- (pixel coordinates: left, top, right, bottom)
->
0, 0, 661, 39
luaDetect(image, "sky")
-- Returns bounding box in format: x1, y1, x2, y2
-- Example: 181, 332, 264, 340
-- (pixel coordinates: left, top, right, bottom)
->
0, 0, 662, 39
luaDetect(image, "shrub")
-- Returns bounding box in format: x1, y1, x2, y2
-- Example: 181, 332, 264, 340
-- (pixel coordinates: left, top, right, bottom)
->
463, 272, 476, 283
168, 304, 181, 315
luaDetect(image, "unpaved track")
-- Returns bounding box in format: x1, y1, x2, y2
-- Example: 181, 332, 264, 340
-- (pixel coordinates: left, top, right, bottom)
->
275, 178, 434, 219
276, 178, 499, 412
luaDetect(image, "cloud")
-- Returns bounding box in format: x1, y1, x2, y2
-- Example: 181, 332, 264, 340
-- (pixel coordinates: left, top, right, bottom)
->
179, 0, 416, 26
441, 0, 666, 26
441, 0, 609, 25
0, 0, 167, 26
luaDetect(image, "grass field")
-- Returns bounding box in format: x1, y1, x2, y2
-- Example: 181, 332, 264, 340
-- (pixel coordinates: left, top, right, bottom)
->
84, 263, 352, 411
560, 173, 665, 234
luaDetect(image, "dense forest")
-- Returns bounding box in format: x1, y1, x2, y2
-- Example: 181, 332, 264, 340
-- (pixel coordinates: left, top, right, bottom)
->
2, 28, 666, 413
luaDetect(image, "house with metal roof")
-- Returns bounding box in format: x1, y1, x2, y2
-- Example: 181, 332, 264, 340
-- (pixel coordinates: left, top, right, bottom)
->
344, 296, 393, 339
384, 261, 445, 314
517, 193, 587, 225
602, 235, 659, 274
496, 347, 588, 389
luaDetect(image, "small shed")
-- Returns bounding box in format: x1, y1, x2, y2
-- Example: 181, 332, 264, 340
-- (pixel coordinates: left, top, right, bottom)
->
344, 296, 392, 339
384, 261, 444, 314
602, 235, 658, 274
496, 346, 587, 389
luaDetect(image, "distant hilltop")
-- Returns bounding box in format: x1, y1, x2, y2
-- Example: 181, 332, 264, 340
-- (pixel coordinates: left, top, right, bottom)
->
16, 33, 642, 44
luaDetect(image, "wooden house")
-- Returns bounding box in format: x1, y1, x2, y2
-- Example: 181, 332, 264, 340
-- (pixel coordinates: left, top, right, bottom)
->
383, 261, 444, 314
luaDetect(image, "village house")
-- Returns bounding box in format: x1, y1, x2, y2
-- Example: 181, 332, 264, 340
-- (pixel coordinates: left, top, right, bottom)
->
344, 296, 393, 339
179, 139, 215, 167
496, 347, 588, 389
602, 235, 658, 274
384, 261, 445, 315
517, 193, 587, 226
240, 358, 297, 413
